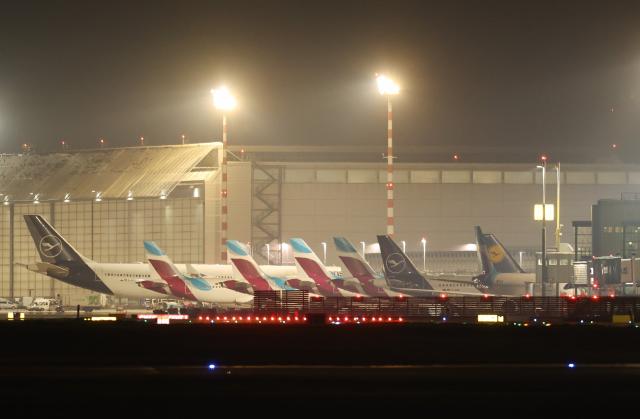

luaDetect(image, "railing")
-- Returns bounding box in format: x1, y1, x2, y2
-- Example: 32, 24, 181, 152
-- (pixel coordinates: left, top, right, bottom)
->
253, 291, 640, 323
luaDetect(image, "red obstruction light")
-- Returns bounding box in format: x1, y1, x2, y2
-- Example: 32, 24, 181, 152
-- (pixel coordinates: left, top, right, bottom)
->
540, 154, 548, 162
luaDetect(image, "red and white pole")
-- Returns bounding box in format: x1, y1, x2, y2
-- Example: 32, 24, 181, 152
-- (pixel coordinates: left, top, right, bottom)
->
386, 96, 394, 237
220, 113, 228, 263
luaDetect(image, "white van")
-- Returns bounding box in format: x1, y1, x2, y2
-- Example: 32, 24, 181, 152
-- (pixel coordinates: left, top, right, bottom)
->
27, 298, 62, 312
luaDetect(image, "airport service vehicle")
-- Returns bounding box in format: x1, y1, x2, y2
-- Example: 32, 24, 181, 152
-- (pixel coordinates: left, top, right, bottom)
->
0, 298, 18, 310
333, 236, 404, 297
288, 238, 360, 297
377, 235, 482, 296
27, 298, 61, 312
21, 215, 310, 300
143, 241, 253, 305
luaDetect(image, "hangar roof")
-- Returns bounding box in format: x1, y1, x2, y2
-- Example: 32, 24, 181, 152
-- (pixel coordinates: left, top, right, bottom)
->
0, 143, 219, 201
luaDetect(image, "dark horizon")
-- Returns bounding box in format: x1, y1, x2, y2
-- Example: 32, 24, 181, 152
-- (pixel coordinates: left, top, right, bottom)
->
1, 0, 640, 162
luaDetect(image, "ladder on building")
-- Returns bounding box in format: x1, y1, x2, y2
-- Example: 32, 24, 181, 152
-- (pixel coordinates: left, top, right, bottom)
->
251, 162, 283, 264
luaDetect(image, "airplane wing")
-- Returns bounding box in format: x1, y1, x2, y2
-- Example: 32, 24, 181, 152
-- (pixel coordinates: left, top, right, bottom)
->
389, 286, 487, 297
22, 262, 70, 277
134, 279, 171, 294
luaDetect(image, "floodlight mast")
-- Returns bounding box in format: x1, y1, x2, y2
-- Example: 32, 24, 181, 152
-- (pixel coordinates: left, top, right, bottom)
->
211, 86, 237, 263
376, 74, 400, 237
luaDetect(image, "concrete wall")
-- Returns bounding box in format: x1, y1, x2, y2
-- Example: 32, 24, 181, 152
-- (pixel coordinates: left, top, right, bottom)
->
277, 164, 640, 266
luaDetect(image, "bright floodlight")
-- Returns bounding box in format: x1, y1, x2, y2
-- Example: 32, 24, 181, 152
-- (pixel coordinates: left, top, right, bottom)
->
211, 86, 237, 111
376, 74, 400, 95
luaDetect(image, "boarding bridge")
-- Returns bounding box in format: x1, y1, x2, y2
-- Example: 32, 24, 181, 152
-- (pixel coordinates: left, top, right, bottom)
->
534, 251, 575, 296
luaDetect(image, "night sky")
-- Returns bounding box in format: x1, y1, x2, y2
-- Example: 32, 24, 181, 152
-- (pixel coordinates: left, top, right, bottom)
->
1, 0, 640, 161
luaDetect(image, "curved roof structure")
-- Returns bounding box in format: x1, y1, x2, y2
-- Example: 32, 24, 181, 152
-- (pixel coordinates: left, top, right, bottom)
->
0, 143, 219, 201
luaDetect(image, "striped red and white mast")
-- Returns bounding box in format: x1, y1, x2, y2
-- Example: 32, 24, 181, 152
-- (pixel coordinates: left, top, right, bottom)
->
211, 86, 237, 263
376, 74, 400, 237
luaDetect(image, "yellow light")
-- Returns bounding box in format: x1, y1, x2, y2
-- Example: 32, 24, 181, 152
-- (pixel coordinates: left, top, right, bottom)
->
211, 86, 237, 111
477, 314, 504, 323
90, 316, 117, 321
376, 74, 400, 95
534, 204, 555, 221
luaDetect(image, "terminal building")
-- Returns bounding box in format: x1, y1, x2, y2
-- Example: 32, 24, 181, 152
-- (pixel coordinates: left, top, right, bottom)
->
2, 142, 640, 305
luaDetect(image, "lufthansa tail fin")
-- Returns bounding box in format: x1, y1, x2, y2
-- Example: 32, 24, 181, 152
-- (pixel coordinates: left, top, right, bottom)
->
24, 214, 89, 264
23, 215, 113, 295
474, 226, 524, 274
376, 235, 432, 289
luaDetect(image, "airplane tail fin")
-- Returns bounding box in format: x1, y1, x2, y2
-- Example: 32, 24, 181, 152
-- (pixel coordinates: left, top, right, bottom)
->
289, 238, 338, 296
376, 235, 432, 289
474, 226, 524, 274
333, 236, 379, 282
144, 241, 211, 299
23, 214, 89, 264
144, 241, 185, 280
23, 214, 114, 295
226, 240, 276, 291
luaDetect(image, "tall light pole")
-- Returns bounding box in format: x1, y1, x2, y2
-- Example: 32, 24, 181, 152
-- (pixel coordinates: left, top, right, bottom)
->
211, 86, 237, 263
555, 162, 561, 250
266, 243, 270, 265
421, 238, 427, 271
321, 242, 327, 264
376, 74, 400, 237
537, 156, 548, 295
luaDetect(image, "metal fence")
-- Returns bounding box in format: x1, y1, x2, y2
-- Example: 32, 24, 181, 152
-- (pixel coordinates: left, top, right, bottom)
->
253, 291, 640, 323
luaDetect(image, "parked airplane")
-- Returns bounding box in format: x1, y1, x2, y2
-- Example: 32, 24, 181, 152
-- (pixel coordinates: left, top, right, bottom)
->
144, 241, 253, 304
22, 214, 301, 300
377, 235, 482, 296
289, 238, 360, 297
226, 240, 300, 292
332, 236, 403, 297
24, 214, 169, 299
473, 226, 535, 295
